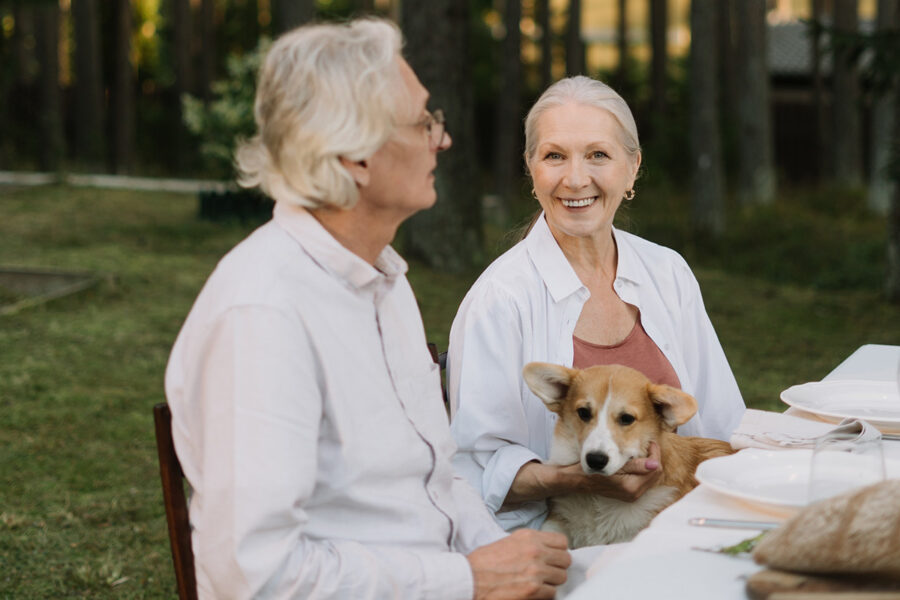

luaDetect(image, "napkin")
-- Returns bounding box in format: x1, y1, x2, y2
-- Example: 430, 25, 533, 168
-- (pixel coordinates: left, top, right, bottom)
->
730, 409, 882, 451
752, 479, 900, 580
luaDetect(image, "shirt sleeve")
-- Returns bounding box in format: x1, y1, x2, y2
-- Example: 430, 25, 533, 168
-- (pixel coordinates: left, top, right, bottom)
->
450, 475, 509, 553
182, 305, 475, 600
673, 262, 746, 441
448, 284, 544, 520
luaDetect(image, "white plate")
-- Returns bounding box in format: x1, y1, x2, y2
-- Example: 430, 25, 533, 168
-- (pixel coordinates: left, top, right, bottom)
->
695, 449, 900, 510
780, 380, 900, 431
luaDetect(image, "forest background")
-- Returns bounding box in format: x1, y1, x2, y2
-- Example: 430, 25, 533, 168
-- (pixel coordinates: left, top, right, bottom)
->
1, 0, 900, 597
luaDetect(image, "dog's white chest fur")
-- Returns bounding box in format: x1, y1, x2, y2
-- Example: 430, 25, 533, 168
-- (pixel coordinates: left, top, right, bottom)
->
541, 486, 678, 547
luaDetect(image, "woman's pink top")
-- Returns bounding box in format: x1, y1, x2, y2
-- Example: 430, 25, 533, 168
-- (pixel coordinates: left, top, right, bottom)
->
572, 313, 682, 389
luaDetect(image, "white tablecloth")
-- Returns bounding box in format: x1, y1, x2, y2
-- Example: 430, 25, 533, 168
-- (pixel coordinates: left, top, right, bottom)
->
567, 344, 900, 600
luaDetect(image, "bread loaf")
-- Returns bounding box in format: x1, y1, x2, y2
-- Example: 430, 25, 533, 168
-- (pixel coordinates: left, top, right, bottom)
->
752, 480, 900, 580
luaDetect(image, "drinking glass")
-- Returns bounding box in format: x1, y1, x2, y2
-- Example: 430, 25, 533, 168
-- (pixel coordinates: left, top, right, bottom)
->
808, 431, 885, 504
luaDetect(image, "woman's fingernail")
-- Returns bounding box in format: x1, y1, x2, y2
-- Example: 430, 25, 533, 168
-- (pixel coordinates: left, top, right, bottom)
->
646, 460, 659, 470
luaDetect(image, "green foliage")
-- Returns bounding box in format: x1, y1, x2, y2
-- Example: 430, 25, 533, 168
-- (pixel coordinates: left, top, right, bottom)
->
716, 532, 767, 556
624, 185, 888, 291
182, 39, 269, 179
826, 25, 900, 97
818, 21, 900, 183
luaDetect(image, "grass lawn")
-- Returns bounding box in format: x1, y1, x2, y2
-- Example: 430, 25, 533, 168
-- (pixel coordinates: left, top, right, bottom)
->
1, 184, 898, 597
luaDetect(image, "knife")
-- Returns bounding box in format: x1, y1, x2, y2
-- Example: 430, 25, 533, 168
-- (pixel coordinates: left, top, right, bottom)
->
688, 517, 780, 530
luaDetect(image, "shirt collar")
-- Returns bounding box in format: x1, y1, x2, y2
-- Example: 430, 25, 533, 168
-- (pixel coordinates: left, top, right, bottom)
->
273, 201, 408, 291
610, 226, 644, 287
525, 214, 644, 301
525, 213, 585, 303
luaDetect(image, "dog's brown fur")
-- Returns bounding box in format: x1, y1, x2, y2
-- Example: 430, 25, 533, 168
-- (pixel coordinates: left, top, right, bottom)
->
523, 362, 734, 546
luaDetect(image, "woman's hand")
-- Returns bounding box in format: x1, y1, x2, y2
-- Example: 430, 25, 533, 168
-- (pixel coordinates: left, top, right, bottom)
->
504, 442, 663, 506
561, 441, 663, 501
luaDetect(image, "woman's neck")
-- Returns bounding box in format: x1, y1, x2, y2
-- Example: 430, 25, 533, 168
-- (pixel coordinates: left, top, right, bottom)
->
550, 224, 618, 287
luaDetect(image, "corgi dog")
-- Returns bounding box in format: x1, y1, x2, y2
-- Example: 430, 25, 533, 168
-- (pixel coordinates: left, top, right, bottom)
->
522, 362, 734, 548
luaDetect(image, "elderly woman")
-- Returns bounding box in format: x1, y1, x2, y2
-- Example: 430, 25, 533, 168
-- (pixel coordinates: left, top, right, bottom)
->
448, 76, 745, 532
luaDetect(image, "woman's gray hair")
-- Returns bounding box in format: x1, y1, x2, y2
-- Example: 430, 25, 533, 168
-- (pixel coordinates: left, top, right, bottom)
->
523, 76, 641, 167
235, 18, 404, 209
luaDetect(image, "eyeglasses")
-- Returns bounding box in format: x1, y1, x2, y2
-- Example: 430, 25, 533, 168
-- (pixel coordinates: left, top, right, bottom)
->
411, 109, 448, 151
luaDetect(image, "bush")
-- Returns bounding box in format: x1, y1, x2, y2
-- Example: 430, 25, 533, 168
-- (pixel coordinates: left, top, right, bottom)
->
182, 39, 270, 179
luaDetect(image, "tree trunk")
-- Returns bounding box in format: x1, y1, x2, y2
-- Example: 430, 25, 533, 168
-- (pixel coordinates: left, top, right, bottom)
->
494, 0, 522, 221
717, 0, 737, 120
689, 0, 725, 236
237, 0, 259, 51
401, 0, 482, 272
0, 12, 7, 165
867, 0, 897, 215
566, 0, 584, 76
649, 0, 667, 116
198, 0, 216, 102
36, 1, 63, 171
616, 0, 628, 93
12, 4, 37, 86
72, 0, 105, 168
537, 0, 552, 90
811, 0, 829, 182
169, 0, 192, 170
832, 0, 863, 187
887, 91, 900, 302
171, 0, 192, 95
111, 0, 135, 174
735, 0, 775, 204
272, 0, 314, 35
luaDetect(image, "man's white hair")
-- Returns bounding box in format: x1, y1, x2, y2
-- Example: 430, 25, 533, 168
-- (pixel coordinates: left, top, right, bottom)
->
235, 18, 404, 209
524, 76, 641, 168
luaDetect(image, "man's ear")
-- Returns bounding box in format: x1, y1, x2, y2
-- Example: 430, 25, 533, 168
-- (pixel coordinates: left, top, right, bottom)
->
339, 156, 370, 187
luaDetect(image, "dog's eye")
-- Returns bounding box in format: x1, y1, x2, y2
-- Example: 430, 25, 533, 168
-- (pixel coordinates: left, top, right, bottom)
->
576, 407, 592, 422
617, 413, 636, 426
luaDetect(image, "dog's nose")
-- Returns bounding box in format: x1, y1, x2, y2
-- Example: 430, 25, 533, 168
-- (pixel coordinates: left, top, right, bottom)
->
585, 452, 609, 472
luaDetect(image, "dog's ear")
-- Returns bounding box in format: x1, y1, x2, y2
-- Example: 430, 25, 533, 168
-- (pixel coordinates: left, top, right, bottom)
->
648, 384, 698, 431
522, 362, 575, 412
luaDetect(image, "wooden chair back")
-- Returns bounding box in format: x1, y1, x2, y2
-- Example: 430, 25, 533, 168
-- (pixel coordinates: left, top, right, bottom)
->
427, 342, 449, 407
153, 403, 198, 600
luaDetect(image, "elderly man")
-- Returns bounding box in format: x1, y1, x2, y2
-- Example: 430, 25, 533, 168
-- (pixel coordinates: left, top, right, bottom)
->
164, 18, 571, 599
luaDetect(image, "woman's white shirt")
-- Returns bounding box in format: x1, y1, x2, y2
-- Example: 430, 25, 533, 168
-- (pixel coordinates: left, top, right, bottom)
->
447, 214, 745, 531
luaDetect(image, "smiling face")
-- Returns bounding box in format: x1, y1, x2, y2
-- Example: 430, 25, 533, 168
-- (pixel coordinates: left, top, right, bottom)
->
527, 102, 640, 243
522, 363, 697, 475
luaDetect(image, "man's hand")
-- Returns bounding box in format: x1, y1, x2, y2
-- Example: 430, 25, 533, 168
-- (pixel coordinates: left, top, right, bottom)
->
467, 529, 571, 600
562, 441, 664, 501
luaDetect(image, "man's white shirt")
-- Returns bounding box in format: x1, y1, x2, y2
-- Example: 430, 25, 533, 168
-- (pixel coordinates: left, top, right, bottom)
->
165, 201, 505, 599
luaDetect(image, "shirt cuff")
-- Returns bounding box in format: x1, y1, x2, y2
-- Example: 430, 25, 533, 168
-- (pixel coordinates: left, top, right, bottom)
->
482, 443, 543, 513
418, 551, 474, 600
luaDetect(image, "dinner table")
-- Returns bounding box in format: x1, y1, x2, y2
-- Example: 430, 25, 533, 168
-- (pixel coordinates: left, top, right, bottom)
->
565, 343, 900, 600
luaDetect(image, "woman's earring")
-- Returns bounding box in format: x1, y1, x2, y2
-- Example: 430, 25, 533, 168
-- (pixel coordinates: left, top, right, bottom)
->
624, 189, 636, 201
531, 188, 538, 200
